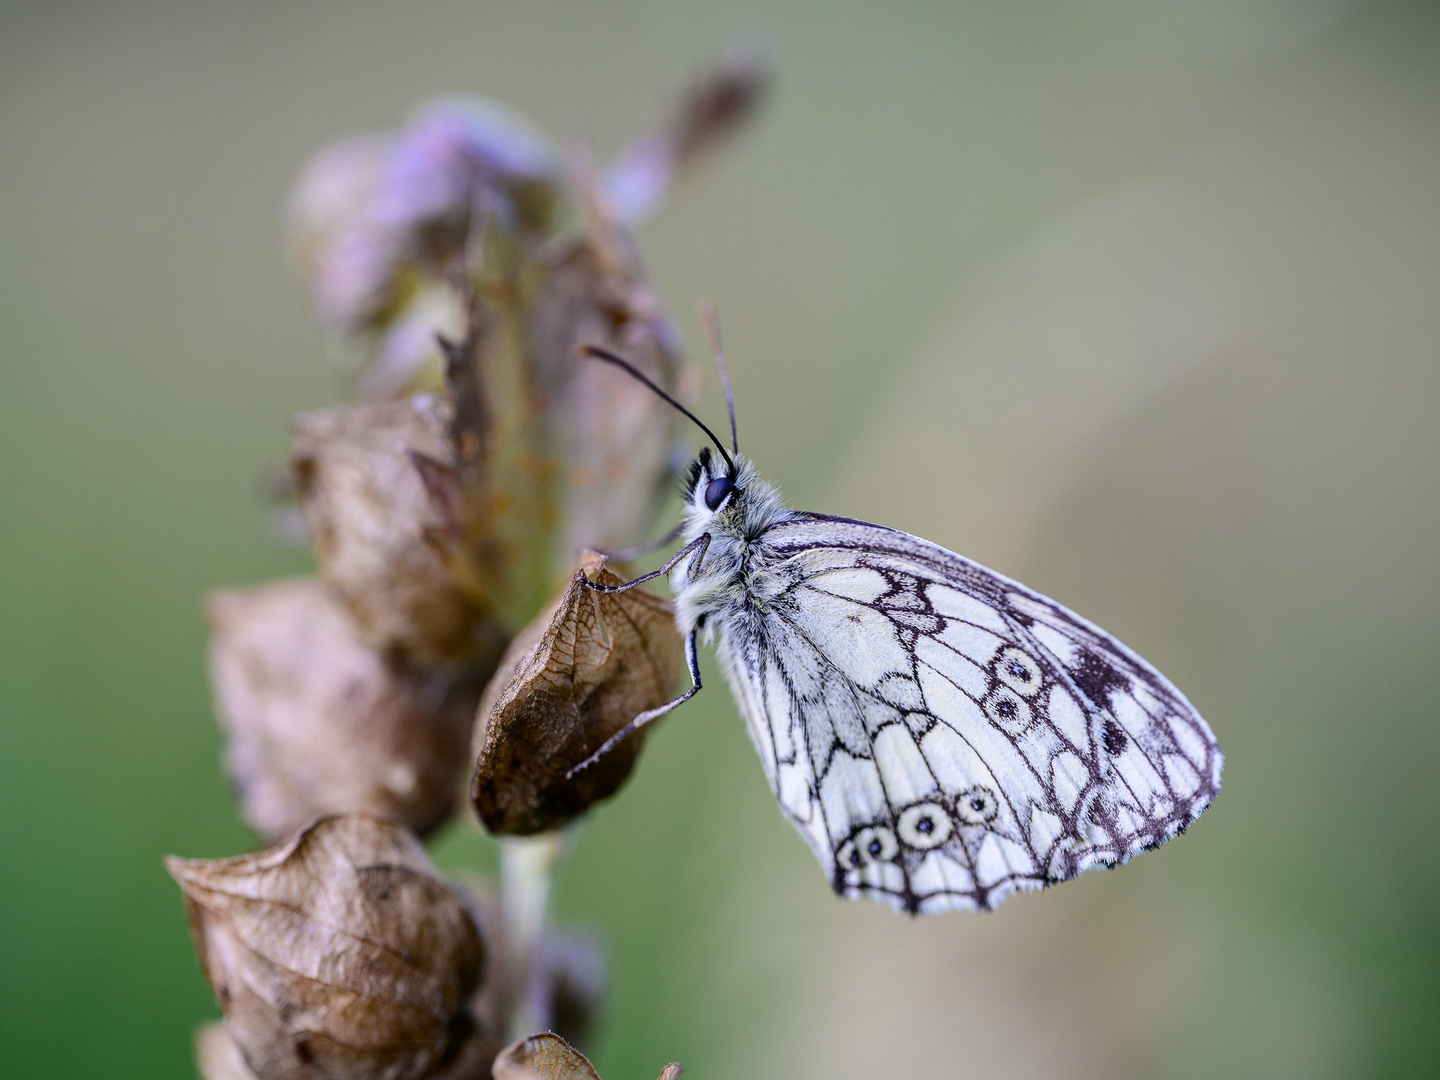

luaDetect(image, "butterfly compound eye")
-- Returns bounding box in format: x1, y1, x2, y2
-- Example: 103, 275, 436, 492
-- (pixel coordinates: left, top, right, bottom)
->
704, 475, 735, 511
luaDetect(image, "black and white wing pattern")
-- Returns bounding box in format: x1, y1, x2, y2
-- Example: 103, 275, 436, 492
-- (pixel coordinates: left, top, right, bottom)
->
716, 513, 1222, 915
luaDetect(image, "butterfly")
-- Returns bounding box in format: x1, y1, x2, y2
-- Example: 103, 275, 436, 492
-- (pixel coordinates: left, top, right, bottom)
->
570, 321, 1222, 915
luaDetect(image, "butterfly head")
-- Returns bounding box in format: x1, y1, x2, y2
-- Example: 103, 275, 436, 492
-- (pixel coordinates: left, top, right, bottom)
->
681, 447, 788, 541
685, 446, 739, 515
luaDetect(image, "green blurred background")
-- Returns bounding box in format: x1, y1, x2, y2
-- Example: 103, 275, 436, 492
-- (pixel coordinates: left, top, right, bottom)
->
2, 1, 1438, 1077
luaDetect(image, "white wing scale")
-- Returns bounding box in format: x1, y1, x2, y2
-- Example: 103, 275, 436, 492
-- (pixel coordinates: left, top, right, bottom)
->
712, 513, 1223, 914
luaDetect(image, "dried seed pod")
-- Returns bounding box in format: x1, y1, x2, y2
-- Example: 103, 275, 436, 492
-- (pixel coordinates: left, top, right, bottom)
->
195, 950, 502, 1080
166, 815, 485, 1080
290, 393, 499, 666
494, 1033, 682, 1080
472, 552, 684, 835
207, 577, 489, 840
492, 1033, 601, 1080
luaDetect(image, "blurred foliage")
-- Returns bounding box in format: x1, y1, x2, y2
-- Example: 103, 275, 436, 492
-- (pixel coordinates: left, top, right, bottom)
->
1, 2, 1438, 1079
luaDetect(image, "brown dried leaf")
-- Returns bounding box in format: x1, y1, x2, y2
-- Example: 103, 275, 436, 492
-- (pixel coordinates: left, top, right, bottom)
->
291, 393, 499, 666
491, 1033, 601, 1080
207, 578, 487, 840
471, 552, 684, 835
167, 815, 484, 1080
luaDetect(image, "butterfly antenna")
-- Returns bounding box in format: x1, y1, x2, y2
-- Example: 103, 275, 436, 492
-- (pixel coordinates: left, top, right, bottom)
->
697, 300, 738, 456
578, 344, 736, 472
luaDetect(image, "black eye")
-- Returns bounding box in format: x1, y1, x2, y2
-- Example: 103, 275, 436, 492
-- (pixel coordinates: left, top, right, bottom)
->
704, 475, 735, 511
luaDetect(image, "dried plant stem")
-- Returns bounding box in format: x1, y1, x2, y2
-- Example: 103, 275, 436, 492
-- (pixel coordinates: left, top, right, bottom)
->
498, 832, 567, 1040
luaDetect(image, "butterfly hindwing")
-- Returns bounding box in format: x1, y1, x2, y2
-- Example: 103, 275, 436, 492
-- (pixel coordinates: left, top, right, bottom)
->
715, 513, 1222, 914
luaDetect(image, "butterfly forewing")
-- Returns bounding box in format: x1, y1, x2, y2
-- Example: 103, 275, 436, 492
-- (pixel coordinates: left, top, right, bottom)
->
716, 513, 1222, 914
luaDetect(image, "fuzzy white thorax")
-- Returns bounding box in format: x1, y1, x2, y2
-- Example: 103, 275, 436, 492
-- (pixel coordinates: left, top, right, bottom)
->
671, 452, 794, 642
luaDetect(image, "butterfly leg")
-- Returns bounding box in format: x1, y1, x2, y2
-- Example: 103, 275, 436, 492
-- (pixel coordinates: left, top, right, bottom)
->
578, 534, 709, 594
565, 627, 702, 779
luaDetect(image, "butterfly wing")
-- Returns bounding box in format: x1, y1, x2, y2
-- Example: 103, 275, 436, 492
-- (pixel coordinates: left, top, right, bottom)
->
715, 512, 1222, 915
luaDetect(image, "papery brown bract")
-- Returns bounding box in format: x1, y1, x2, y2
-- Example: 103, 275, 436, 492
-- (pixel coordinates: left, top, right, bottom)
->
491, 1033, 602, 1080
493, 1033, 682, 1080
194, 940, 503, 1080
167, 815, 485, 1080
290, 393, 503, 666
471, 552, 684, 835
207, 578, 486, 840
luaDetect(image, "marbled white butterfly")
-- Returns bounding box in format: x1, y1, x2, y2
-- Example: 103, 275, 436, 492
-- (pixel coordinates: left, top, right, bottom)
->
572, 319, 1222, 915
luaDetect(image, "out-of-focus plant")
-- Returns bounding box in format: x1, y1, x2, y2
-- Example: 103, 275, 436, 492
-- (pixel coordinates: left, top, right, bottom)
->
168, 816, 491, 1080
169, 38, 768, 1080
472, 550, 685, 837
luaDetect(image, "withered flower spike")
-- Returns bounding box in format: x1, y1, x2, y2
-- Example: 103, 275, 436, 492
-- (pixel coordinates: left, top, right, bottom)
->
471, 551, 684, 835
167, 815, 484, 1080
